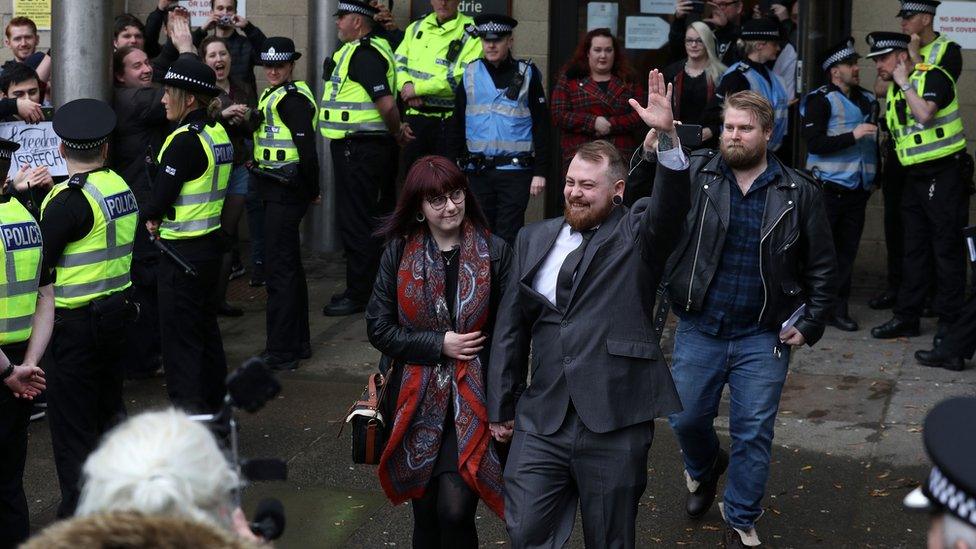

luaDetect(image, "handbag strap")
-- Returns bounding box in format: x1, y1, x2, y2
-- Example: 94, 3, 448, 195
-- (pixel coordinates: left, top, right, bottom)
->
335, 372, 387, 439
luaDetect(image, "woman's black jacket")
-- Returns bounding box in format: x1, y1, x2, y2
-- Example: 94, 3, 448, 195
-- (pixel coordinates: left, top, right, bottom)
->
365, 233, 514, 371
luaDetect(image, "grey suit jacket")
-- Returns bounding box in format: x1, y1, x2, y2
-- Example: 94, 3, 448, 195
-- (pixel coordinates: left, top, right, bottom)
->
487, 159, 691, 434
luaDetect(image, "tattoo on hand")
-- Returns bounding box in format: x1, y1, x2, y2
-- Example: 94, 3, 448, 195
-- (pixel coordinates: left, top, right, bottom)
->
658, 132, 675, 151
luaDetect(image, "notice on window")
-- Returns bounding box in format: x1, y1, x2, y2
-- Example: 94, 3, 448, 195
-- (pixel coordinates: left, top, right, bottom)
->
934, 1, 976, 49
179, 0, 247, 29
587, 2, 619, 35
640, 0, 677, 14
13, 0, 51, 30
625, 16, 670, 50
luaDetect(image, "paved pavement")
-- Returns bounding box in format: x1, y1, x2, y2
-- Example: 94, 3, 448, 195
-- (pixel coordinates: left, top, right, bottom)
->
21, 253, 975, 548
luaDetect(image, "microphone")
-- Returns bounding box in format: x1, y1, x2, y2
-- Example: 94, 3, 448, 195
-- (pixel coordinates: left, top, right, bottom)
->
249, 498, 285, 540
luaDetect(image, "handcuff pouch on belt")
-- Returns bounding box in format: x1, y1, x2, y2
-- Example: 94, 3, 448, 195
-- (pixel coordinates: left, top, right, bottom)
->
89, 289, 139, 344
460, 153, 534, 174
247, 162, 299, 188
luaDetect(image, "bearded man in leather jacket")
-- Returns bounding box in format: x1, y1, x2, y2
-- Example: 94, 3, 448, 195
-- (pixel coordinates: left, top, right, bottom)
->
661, 90, 836, 548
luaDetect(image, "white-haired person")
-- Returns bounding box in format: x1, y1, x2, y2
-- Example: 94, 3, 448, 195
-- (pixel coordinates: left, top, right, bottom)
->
70, 408, 260, 542
662, 21, 727, 150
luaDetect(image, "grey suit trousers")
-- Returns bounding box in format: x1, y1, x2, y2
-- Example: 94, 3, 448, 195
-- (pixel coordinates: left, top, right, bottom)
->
504, 406, 655, 549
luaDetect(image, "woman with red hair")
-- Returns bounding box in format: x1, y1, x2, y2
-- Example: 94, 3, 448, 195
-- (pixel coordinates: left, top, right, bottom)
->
551, 28, 646, 170
367, 156, 511, 547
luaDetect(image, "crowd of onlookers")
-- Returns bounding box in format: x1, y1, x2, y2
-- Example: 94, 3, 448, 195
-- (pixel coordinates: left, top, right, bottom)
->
1, 0, 974, 548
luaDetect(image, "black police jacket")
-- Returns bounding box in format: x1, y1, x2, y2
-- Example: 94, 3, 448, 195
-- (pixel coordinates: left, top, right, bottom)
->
365, 233, 513, 369
663, 149, 837, 346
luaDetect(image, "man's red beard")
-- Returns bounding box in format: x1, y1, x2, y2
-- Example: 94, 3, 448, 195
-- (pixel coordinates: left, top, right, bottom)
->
564, 195, 614, 231
721, 139, 766, 170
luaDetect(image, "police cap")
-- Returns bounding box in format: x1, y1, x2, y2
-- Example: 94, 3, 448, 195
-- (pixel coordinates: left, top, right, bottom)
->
903, 397, 976, 530
865, 31, 911, 58
897, 0, 940, 18
162, 57, 221, 97
474, 14, 518, 40
53, 99, 117, 151
821, 37, 860, 72
259, 37, 302, 66
740, 18, 782, 42
334, 0, 379, 17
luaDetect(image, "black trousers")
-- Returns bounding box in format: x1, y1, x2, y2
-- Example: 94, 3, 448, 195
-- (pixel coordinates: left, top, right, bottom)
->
822, 187, 870, 310
0, 345, 30, 547
896, 157, 970, 323
46, 308, 127, 518
503, 407, 654, 548
881, 149, 906, 292
332, 136, 397, 303
157, 247, 226, 414
940, 292, 976, 358
468, 168, 532, 245
122, 255, 161, 375
401, 113, 454, 176
264, 200, 310, 359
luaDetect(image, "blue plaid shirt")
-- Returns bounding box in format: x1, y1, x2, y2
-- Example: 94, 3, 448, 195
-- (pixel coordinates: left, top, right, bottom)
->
681, 154, 782, 338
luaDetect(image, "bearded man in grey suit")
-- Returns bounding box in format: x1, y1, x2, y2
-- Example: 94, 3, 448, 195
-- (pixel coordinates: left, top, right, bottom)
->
487, 70, 690, 548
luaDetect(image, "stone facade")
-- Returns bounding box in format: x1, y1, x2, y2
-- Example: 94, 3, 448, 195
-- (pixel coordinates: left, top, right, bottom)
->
1, 1, 973, 278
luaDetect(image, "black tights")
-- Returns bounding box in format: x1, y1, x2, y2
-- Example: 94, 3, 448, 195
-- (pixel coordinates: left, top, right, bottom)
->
411, 472, 479, 549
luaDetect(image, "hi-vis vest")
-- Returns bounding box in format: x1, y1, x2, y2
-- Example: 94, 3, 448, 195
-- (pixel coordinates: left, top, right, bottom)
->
40, 170, 137, 309
158, 122, 232, 239
885, 64, 966, 167
463, 59, 533, 168
723, 62, 790, 151
920, 34, 953, 73
394, 12, 482, 116
319, 37, 396, 140
800, 86, 878, 190
255, 81, 316, 167
0, 197, 42, 344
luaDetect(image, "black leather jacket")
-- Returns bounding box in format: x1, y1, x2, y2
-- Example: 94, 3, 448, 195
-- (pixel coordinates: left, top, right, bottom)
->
664, 149, 837, 346
365, 233, 514, 368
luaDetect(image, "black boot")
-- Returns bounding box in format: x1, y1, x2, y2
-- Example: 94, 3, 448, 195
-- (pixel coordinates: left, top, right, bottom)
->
871, 317, 920, 339
686, 448, 729, 519
915, 348, 965, 371
828, 302, 859, 332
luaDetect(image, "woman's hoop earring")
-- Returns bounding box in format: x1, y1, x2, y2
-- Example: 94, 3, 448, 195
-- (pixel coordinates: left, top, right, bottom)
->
416, 212, 426, 222
612, 195, 623, 206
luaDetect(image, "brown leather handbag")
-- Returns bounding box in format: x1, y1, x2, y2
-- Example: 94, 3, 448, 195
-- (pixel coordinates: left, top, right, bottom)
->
341, 365, 397, 465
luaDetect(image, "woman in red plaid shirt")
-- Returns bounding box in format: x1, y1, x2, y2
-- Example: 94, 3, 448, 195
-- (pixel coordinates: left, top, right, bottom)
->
551, 28, 646, 172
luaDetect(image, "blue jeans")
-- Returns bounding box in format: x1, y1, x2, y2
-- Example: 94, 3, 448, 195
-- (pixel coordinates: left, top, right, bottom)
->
667, 320, 790, 531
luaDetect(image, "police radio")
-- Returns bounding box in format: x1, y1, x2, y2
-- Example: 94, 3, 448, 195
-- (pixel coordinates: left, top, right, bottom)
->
869, 102, 880, 125
505, 63, 528, 101
446, 39, 463, 63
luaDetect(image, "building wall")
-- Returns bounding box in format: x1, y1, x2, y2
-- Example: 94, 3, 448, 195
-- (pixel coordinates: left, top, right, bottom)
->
851, 2, 976, 281
5, 2, 967, 282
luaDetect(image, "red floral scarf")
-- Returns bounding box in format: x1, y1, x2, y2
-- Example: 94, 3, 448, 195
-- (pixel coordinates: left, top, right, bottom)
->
377, 222, 504, 518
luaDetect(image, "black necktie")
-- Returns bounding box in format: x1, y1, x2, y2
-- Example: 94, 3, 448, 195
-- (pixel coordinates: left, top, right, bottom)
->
556, 229, 596, 309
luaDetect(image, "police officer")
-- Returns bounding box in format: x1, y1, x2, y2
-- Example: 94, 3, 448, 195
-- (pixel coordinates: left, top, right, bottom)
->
708, 18, 789, 153
449, 14, 550, 245
40, 99, 139, 517
395, 0, 482, 172
800, 38, 878, 332
252, 37, 319, 367
902, 397, 976, 545
320, 2, 407, 317
867, 33, 968, 345
898, 0, 963, 81
0, 137, 52, 547
144, 57, 231, 412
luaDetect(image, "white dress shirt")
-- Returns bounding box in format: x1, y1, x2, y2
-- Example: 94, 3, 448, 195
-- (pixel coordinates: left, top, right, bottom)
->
533, 143, 686, 306
532, 223, 584, 306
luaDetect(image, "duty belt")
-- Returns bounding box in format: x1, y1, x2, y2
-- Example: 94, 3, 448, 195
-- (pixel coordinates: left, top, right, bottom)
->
462, 153, 534, 173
